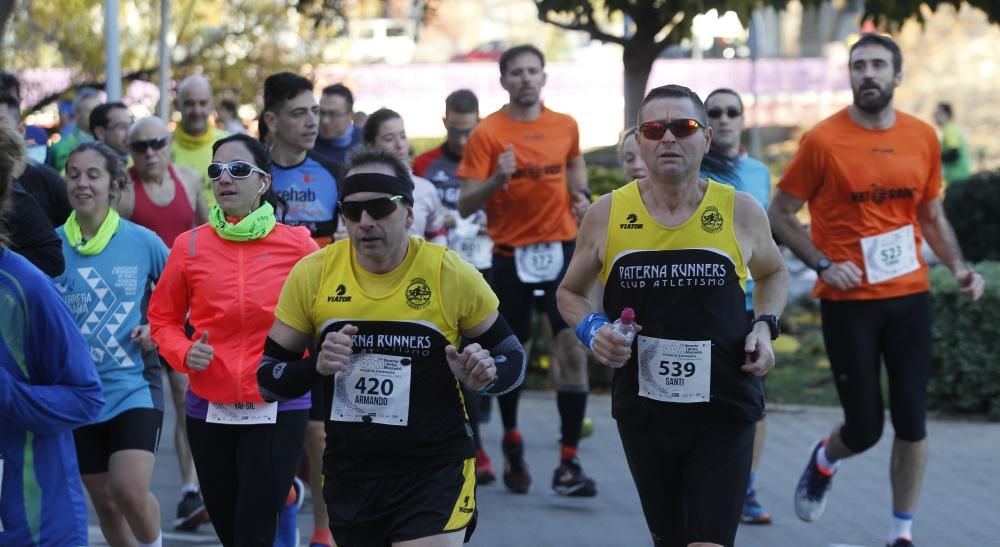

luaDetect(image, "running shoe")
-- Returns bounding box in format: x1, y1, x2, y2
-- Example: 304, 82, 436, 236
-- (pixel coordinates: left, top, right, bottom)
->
502, 439, 532, 494
887, 539, 914, 547
551, 457, 597, 497
741, 489, 772, 524
173, 490, 209, 531
794, 439, 836, 522
476, 449, 497, 485
274, 477, 304, 547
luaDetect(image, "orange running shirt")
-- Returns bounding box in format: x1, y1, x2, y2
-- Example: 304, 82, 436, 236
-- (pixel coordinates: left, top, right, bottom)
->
456, 105, 580, 250
779, 108, 943, 301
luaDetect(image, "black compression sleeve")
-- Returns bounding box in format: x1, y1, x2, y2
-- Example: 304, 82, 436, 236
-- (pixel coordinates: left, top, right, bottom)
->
466, 314, 526, 396
256, 337, 320, 402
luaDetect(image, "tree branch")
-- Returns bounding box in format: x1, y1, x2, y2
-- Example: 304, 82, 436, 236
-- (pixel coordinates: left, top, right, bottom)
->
536, 10, 627, 46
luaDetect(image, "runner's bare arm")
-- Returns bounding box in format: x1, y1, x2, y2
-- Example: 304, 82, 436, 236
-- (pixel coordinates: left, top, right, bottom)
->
177, 165, 209, 224
457, 144, 516, 217
566, 154, 588, 193
736, 193, 788, 318
556, 195, 611, 328
917, 198, 985, 300
768, 190, 823, 267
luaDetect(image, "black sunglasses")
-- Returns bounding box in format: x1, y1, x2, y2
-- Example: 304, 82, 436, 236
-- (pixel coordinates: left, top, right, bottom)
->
638, 119, 705, 140
707, 107, 743, 119
207, 161, 268, 180
129, 137, 169, 154
340, 196, 405, 222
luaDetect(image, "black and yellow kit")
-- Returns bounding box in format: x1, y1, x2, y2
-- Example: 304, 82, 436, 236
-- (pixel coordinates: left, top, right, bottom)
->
600, 180, 764, 424
275, 236, 499, 478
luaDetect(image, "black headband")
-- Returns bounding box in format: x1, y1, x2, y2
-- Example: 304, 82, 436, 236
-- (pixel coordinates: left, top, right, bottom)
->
340, 173, 414, 204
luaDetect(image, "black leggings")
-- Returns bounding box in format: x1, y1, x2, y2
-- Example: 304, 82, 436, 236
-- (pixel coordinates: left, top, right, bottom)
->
187, 409, 309, 547
617, 416, 754, 547
820, 292, 931, 452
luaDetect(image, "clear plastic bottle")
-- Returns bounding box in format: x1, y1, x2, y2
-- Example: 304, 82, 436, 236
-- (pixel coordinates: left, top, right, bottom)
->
609, 307, 637, 368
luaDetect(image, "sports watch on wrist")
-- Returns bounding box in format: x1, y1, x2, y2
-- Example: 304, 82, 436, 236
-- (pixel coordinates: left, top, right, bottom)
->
814, 257, 832, 275
752, 315, 781, 340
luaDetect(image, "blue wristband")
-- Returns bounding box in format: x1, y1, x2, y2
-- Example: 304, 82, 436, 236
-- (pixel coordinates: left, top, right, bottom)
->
575, 312, 610, 351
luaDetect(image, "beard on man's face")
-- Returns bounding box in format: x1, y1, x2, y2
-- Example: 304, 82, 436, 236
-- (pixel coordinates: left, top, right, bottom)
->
853, 81, 895, 114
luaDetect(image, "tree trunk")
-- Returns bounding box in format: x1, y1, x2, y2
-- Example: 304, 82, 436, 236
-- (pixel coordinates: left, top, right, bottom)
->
0, 0, 17, 63
623, 42, 658, 129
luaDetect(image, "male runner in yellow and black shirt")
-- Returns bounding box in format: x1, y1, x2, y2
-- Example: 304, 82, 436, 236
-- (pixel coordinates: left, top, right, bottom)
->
256, 146, 526, 546
557, 85, 789, 547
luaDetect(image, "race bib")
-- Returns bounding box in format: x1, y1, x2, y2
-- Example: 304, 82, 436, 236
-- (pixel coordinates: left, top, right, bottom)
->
637, 336, 711, 403
514, 242, 564, 283
861, 224, 919, 284
206, 401, 278, 425
331, 353, 412, 426
452, 234, 493, 271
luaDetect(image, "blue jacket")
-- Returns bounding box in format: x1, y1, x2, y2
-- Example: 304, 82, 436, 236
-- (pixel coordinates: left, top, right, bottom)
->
0, 249, 104, 546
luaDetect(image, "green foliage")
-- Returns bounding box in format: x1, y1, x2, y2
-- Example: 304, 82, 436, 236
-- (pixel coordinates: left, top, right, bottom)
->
942, 170, 1000, 262
588, 164, 626, 198
928, 262, 1000, 419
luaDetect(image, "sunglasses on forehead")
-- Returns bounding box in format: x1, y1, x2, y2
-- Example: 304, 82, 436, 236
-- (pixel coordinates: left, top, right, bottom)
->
638, 118, 705, 140
340, 195, 405, 222
207, 160, 268, 180
707, 107, 743, 119
446, 126, 473, 138
129, 136, 169, 154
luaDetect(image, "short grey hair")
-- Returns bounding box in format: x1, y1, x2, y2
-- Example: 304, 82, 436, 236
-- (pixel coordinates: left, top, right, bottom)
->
73, 87, 101, 113
345, 145, 414, 189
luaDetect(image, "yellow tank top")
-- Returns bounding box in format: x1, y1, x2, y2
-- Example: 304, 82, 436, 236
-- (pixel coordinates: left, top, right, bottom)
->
600, 180, 762, 423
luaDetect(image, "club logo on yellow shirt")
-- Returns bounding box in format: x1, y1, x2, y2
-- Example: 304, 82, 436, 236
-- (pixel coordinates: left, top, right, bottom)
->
700, 206, 724, 234
327, 283, 353, 303
406, 278, 432, 310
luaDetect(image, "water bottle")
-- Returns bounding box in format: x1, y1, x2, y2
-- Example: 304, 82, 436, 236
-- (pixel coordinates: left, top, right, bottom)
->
609, 307, 637, 368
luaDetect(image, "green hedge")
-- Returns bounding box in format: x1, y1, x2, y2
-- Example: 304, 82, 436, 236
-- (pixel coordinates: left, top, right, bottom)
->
943, 171, 1000, 262
929, 261, 1000, 419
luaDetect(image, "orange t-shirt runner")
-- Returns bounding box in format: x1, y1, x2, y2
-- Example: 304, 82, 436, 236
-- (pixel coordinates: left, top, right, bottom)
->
779, 108, 943, 301
456, 105, 580, 252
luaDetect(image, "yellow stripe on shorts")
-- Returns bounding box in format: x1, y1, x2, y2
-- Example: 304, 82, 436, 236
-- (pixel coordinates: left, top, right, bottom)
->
444, 457, 477, 531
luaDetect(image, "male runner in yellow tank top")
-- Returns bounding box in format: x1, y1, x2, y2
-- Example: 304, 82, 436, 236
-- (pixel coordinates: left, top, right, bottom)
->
557, 84, 789, 547
256, 146, 527, 547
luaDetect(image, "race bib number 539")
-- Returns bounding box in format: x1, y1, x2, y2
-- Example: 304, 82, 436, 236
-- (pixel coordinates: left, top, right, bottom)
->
637, 336, 711, 403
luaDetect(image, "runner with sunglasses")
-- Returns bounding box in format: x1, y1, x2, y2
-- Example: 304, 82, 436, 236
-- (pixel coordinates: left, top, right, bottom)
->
148, 133, 319, 547
56, 141, 168, 547
256, 145, 526, 547
557, 84, 789, 547
456, 44, 596, 497
700, 88, 775, 526
116, 116, 211, 531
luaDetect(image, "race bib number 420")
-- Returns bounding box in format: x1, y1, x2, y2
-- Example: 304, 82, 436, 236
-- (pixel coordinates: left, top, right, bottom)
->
332, 353, 412, 426
637, 336, 711, 403
514, 242, 564, 283
861, 224, 919, 284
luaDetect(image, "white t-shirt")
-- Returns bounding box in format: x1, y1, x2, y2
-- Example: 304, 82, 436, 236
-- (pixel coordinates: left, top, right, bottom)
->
410, 174, 447, 245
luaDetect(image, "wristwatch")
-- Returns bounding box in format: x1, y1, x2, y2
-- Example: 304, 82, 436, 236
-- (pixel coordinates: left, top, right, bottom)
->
752, 315, 781, 340
814, 257, 832, 275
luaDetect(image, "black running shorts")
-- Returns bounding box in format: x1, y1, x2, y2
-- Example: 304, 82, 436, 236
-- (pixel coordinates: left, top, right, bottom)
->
74, 407, 164, 474
488, 240, 574, 343
326, 458, 478, 546
617, 414, 754, 547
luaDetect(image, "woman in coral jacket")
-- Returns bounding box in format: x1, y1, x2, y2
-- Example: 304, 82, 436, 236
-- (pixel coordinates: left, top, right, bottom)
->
148, 133, 318, 547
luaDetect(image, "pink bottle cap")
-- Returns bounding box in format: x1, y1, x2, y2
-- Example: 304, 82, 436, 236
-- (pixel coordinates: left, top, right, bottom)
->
620, 307, 635, 323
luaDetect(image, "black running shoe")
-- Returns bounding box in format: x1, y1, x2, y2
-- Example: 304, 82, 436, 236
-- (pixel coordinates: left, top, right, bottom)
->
502, 439, 532, 494
551, 457, 597, 497
174, 490, 209, 531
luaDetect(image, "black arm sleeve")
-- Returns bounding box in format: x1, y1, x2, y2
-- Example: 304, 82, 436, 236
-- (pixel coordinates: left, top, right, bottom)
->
465, 313, 526, 396
256, 337, 320, 402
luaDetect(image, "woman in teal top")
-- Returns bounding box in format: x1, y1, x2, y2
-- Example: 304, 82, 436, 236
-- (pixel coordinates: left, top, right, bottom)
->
56, 142, 168, 547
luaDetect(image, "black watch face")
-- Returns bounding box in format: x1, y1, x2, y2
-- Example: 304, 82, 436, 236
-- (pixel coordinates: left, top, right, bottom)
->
816, 258, 831, 271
